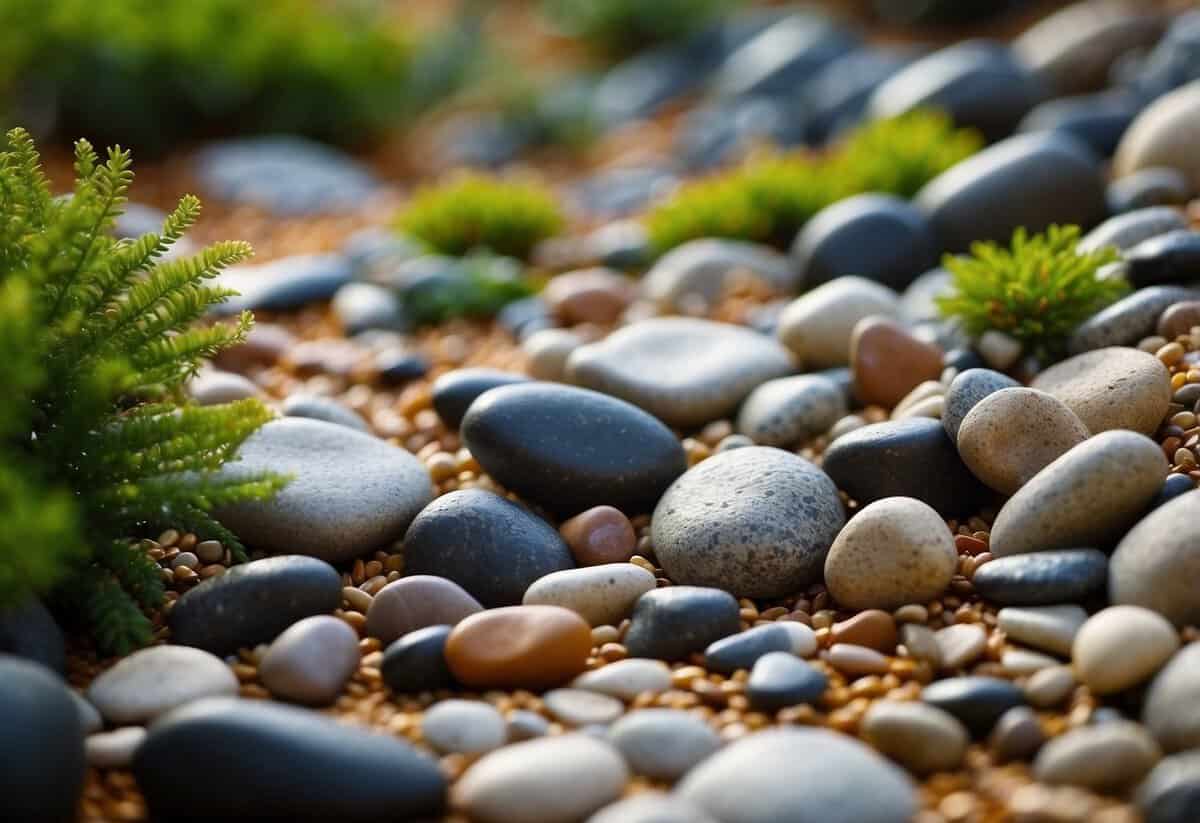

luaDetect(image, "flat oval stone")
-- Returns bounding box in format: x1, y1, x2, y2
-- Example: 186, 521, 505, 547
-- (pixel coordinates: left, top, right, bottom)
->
188, 369, 262, 405
1034, 722, 1161, 792
366, 576, 483, 645
422, 700, 507, 755
1072, 605, 1180, 695
957, 388, 1090, 495
545, 267, 635, 325
736, 375, 847, 447
544, 688, 625, 727
678, 727, 916, 823
831, 610, 897, 653
0, 656, 85, 823
1068, 286, 1200, 354
998, 605, 1087, 657
989, 431, 1166, 557
990, 705, 1046, 763
452, 734, 629, 823
1137, 750, 1200, 823
1032, 346, 1171, 435
134, 697, 445, 821
823, 417, 987, 516
588, 793, 718, 823
402, 490, 575, 607
861, 700, 970, 775
432, 368, 531, 430
608, 709, 721, 781
462, 382, 687, 516
571, 658, 672, 701
922, 676, 1025, 738
942, 368, 1022, 442
746, 652, 829, 712
566, 317, 795, 428
704, 623, 799, 674
523, 564, 656, 627
851, 316, 944, 409
642, 239, 797, 311
651, 447, 844, 598
560, 506, 637, 566
915, 132, 1106, 253
445, 605, 592, 690
380, 625, 456, 694
213, 418, 433, 563
1078, 205, 1189, 254
281, 393, 368, 432
1024, 665, 1079, 708
1115, 81, 1200, 190
1112, 491, 1200, 626
86, 726, 146, 769
623, 587, 741, 662
792, 194, 937, 291
776, 276, 901, 369
825, 496, 957, 610
1159, 300, 1200, 339
87, 646, 238, 725
972, 548, 1108, 605
935, 623, 987, 671
1143, 642, 1200, 753
169, 555, 341, 656
258, 616, 360, 706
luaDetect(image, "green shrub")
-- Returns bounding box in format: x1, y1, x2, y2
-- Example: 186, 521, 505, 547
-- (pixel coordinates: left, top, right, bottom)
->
541, 0, 736, 57
396, 172, 565, 260
837, 110, 984, 198
937, 225, 1128, 362
0, 128, 286, 654
0, 0, 415, 152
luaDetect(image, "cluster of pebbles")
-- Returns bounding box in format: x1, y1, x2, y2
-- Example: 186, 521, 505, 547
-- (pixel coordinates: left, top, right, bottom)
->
5, 2, 1200, 822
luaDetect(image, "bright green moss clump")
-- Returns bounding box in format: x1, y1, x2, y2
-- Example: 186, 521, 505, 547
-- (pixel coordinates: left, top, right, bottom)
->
837, 110, 984, 199
397, 173, 565, 260
541, 0, 737, 57
0, 129, 286, 654
937, 225, 1128, 362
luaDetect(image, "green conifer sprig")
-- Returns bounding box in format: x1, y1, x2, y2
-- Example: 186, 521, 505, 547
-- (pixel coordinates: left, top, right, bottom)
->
0, 128, 286, 654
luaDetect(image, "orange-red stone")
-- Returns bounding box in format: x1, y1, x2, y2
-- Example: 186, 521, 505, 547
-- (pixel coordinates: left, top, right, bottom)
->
851, 317, 944, 408
559, 506, 637, 566
445, 606, 592, 689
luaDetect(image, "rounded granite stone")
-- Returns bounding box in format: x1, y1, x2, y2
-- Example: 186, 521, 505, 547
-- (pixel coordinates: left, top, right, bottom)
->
736, 374, 847, 447
1032, 346, 1171, 434
942, 368, 1022, 442
1111, 490, 1200, 626
1115, 80, 1200, 190
652, 447, 844, 598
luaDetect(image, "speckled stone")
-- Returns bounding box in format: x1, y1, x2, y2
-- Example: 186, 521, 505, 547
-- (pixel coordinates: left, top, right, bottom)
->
824, 497, 957, 610
523, 564, 656, 627
608, 709, 722, 781
746, 652, 829, 712
259, 615, 360, 706
566, 317, 795, 428
776, 276, 901, 369
571, 659, 672, 701
623, 587, 741, 662
922, 676, 1025, 738
1072, 605, 1180, 695
677, 728, 917, 823
1111, 490, 1200, 626
366, 576, 483, 646
1067, 287, 1200, 354
1034, 722, 1161, 792
972, 548, 1108, 605
1032, 347, 1172, 434
997, 605, 1087, 657
651, 447, 844, 598
957, 388, 1090, 495
1143, 642, 1200, 753
942, 368, 1022, 442
988, 431, 1166, 557
851, 316, 944, 409
452, 734, 629, 823
861, 700, 969, 775
87, 646, 238, 726
736, 374, 847, 447
421, 700, 507, 755
445, 606, 592, 690
1078, 206, 1189, 254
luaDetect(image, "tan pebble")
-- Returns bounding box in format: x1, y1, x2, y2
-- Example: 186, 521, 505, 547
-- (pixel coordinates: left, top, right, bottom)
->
559, 506, 637, 566
1072, 605, 1179, 695
543, 268, 636, 326
861, 700, 968, 775
366, 576, 482, 645
342, 586, 373, 614
1031, 347, 1170, 435
893, 604, 928, 624
195, 540, 224, 564
1158, 301, 1200, 340
827, 643, 889, 676
1024, 664, 1077, 708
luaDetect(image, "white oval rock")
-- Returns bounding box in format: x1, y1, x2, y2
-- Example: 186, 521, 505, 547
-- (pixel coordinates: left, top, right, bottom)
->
1143, 642, 1200, 753
258, 615, 360, 706
776, 276, 901, 369
543, 689, 625, 727
422, 699, 507, 755
1072, 605, 1180, 695
1031, 347, 1171, 436
571, 659, 672, 701
608, 709, 722, 782
87, 646, 238, 725
523, 564, 656, 627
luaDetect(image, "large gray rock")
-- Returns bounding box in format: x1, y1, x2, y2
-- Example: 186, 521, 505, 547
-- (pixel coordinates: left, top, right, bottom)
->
87, 645, 238, 725
214, 417, 433, 563
1031, 347, 1171, 435
1143, 642, 1200, 753
1111, 490, 1200, 626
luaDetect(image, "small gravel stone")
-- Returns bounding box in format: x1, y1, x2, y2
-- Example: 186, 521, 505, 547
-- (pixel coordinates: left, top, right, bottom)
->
935, 623, 987, 670
1110, 490, 1200, 626
824, 496, 957, 610
1032, 346, 1172, 434
195, 540, 224, 565
971, 548, 1108, 606
571, 659, 673, 701
989, 706, 1045, 763
452, 734, 629, 823
1143, 642, 1200, 753
998, 605, 1088, 657
560, 506, 637, 566
544, 689, 625, 727
747, 652, 829, 712
623, 587, 741, 662
381, 625, 456, 694
1034, 721, 1161, 792
422, 700, 507, 755
258, 616, 359, 706
942, 368, 1022, 442
1024, 665, 1078, 708
736, 374, 847, 447
523, 564, 656, 627
86, 727, 146, 769
366, 576, 483, 646
608, 709, 722, 781
445, 606, 592, 690
861, 700, 969, 775
1072, 605, 1180, 695
922, 676, 1025, 738
87, 646, 238, 725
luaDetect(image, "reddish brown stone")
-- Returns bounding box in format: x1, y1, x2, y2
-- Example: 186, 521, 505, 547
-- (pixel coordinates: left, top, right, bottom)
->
544, 268, 636, 327
445, 606, 592, 689
559, 506, 637, 566
831, 610, 898, 653
1158, 300, 1200, 339
851, 317, 944, 408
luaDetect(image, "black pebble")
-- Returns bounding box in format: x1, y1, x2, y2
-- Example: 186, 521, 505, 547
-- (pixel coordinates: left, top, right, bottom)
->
381, 625, 456, 693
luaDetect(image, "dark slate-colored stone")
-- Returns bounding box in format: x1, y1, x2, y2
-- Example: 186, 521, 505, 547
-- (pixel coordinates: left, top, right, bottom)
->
0, 655, 85, 823
803, 48, 917, 144
943, 348, 986, 374
971, 548, 1108, 606
1124, 231, 1200, 288
922, 676, 1025, 738
821, 417, 989, 516
462, 383, 687, 517
1108, 168, 1193, 214
1017, 91, 1140, 158
215, 254, 353, 315
134, 697, 445, 821
169, 556, 341, 656
792, 194, 937, 292
1175, 383, 1200, 408
0, 596, 65, 673
401, 489, 574, 607
1137, 751, 1200, 823
704, 624, 796, 675
1068, 285, 1200, 354
746, 652, 829, 712
496, 296, 553, 340
915, 132, 1107, 253
432, 368, 532, 430
376, 349, 431, 386
869, 40, 1046, 142
624, 587, 741, 662
714, 13, 859, 100
381, 625, 456, 694
1128, 10, 1200, 101
1077, 206, 1188, 254
942, 368, 1022, 442
592, 44, 705, 125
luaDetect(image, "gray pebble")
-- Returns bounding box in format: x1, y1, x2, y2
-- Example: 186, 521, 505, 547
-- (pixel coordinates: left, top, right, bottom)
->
608, 709, 722, 781
422, 700, 507, 755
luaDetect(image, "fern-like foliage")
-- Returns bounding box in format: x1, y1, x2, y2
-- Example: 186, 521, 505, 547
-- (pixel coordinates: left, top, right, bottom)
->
936, 225, 1128, 362
0, 128, 286, 654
